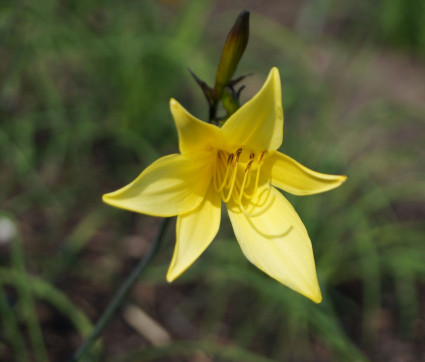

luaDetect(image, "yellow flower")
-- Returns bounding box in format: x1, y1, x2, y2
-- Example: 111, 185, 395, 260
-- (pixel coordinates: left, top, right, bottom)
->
103, 68, 346, 303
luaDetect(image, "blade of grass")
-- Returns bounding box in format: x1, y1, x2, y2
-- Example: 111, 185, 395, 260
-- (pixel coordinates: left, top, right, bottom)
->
11, 232, 49, 362
0, 284, 29, 362
0, 267, 101, 361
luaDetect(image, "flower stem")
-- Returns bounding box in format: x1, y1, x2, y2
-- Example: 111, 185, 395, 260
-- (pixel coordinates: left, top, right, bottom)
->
70, 217, 171, 362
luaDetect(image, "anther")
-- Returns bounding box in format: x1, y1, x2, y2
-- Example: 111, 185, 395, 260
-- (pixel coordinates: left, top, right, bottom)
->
257, 151, 266, 163
244, 160, 253, 172
233, 148, 243, 166
227, 153, 234, 165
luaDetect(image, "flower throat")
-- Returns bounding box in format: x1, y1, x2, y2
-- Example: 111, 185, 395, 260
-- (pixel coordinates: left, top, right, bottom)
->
213, 147, 267, 205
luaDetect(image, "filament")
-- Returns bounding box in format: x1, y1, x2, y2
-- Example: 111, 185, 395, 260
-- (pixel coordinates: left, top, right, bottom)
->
237, 160, 253, 204
257, 151, 266, 163
222, 162, 238, 202
219, 154, 234, 191
240, 185, 274, 218
242, 152, 265, 200
214, 148, 267, 206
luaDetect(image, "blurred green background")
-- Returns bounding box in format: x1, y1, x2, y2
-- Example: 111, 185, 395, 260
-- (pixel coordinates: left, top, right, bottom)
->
1, 0, 425, 361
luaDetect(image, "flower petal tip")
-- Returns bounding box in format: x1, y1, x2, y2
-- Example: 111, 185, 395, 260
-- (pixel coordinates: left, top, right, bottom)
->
169, 98, 178, 109
269, 67, 281, 81
169, 98, 187, 119
165, 272, 176, 283
102, 193, 112, 204
270, 66, 279, 75
102, 193, 123, 209
337, 175, 348, 187
300, 285, 322, 303
312, 294, 322, 304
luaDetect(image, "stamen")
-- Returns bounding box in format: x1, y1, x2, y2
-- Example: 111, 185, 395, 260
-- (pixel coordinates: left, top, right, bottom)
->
215, 148, 268, 205
244, 151, 266, 200
233, 148, 243, 166
244, 165, 252, 189
217, 153, 234, 192
228, 153, 234, 164
257, 151, 266, 163
244, 160, 253, 173
243, 166, 260, 199
237, 160, 253, 204
222, 162, 238, 203
240, 188, 275, 218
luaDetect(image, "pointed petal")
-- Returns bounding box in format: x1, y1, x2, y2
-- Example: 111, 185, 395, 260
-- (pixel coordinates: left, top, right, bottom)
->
103, 154, 213, 217
221, 67, 283, 152
170, 98, 222, 154
227, 187, 322, 303
263, 151, 347, 196
167, 185, 221, 281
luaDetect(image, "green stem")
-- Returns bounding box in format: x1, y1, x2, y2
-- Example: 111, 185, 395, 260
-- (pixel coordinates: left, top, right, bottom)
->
70, 217, 171, 362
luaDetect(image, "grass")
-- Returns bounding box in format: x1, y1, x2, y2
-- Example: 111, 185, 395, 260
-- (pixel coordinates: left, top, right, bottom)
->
1, 0, 424, 361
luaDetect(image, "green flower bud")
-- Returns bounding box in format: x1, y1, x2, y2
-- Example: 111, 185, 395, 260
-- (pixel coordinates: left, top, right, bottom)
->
214, 10, 249, 100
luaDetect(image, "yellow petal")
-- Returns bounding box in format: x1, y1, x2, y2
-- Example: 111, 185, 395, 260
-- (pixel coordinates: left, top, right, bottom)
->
102, 154, 213, 217
170, 98, 222, 154
263, 151, 347, 196
221, 67, 283, 152
227, 187, 322, 303
166, 184, 221, 282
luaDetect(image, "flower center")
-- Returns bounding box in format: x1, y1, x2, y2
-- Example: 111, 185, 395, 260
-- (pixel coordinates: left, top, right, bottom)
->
213, 147, 266, 205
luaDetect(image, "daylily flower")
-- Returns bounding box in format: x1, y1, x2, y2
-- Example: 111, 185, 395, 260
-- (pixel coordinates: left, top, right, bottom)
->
103, 67, 346, 303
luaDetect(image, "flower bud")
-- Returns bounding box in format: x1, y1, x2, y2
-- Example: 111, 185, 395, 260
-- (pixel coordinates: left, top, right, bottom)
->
214, 10, 249, 100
